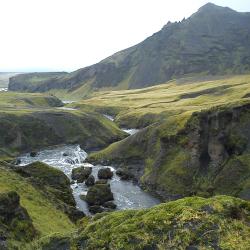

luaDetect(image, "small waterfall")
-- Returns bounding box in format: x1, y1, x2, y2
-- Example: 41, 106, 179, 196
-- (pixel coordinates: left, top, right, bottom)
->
103, 114, 115, 121
63, 145, 87, 165
74, 145, 87, 164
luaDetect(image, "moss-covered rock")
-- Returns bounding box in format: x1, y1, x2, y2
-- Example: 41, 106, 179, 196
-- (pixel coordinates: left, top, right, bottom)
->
0, 191, 37, 247
0, 161, 76, 249
72, 166, 92, 183
97, 168, 113, 179
17, 161, 75, 205
15, 161, 85, 222
85, 175, 95, 187
85, 184, 114, 206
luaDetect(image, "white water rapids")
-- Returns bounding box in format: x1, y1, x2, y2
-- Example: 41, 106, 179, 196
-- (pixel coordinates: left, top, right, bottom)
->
19, 145, 160, 215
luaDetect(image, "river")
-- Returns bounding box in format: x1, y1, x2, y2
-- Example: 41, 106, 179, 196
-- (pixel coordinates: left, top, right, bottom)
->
19, 145, 160, 215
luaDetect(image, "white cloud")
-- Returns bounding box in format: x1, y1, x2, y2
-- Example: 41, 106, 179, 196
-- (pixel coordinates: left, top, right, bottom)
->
0, 0, 249, 72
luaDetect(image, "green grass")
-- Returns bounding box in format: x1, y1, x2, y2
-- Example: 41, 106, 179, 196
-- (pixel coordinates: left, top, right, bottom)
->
0, 166, 75, 236
86, 75, 250, 201
76, 74, 250, 132
0, 91, 63, 111
29, 195, 250, 250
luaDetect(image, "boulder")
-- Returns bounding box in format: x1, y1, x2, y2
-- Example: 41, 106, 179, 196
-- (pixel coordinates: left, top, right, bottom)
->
97, 168, 113, 179
65, 206, 85, 222
89, 205, 104, 214
85, 175, 95, 187
79, 194, 86, 201
30, 151, 37, 157
86, 184, 114, 206
12, 158, 21, 165
65, 158, 75, 164
95, 179, 108, 184
72, 166, 92, 183
116, 168, 134, 180
103, 201, 117, 209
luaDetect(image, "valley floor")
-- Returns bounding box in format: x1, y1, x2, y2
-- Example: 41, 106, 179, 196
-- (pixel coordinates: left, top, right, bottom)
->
0, 74, 249, 249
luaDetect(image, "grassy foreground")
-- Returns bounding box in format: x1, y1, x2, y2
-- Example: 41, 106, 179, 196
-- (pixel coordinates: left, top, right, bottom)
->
0, 163, 76, 249
29, 195, 250, 249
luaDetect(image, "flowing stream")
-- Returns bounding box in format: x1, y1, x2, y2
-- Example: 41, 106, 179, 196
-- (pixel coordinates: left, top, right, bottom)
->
103, 114, 140, 135
19, 145, 160, 215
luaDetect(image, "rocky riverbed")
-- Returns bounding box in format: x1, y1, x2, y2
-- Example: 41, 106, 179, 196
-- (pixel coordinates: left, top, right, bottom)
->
18, 145, 160, 215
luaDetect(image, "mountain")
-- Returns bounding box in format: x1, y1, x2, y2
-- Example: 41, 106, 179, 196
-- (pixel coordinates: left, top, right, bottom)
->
9, 3, 250, 95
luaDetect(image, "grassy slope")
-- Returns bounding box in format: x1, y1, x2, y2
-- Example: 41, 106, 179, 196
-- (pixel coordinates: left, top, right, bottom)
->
78, 74, 250, 130
0, 164, 75, 248
30, 195, 250, 250
0, 91, 63, 110
80, 75, 250, 200
0, 92, 127, 158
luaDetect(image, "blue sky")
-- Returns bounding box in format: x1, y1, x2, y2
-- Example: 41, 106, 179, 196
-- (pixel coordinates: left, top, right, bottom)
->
0, 0, 249, 72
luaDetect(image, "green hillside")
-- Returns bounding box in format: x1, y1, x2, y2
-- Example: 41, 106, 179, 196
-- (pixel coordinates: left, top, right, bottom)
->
75, 74, 250, 201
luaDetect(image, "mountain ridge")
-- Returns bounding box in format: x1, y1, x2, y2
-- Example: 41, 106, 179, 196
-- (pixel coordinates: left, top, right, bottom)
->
9, 3, 250, 95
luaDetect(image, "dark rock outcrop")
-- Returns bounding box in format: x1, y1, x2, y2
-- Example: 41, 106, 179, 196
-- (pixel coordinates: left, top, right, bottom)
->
0, 191, 37, 243
15, 161, 85, 222
116, 168, 134, 180
103, 201, 117, 209
88, 205, 104, 214
88, 103, 250, 201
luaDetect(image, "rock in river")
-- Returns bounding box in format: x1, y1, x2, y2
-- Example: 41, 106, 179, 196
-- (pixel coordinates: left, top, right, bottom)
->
86, 184, 114, 206
72, 166, 92, 183
116, 168, 134, 180
30, 151, 38, 157
88, 205, 104, 214
85, 175, 95, 187
95, 179, 108, 184
97, 168, 113, 179
103, 201, 117, 209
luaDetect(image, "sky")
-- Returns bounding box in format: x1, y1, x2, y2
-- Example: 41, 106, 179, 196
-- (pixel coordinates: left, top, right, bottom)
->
0, 0, 249, 72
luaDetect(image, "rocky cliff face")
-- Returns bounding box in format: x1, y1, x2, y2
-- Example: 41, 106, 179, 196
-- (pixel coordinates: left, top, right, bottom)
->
88, 103, 250, 201
9, 3, 250, 94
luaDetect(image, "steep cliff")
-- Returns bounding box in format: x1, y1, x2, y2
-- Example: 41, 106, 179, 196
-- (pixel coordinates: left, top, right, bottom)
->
88, 102, 250, 201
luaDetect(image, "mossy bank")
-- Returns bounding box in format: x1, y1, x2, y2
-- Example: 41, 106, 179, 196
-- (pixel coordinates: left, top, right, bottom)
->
29, 195, 250, 250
